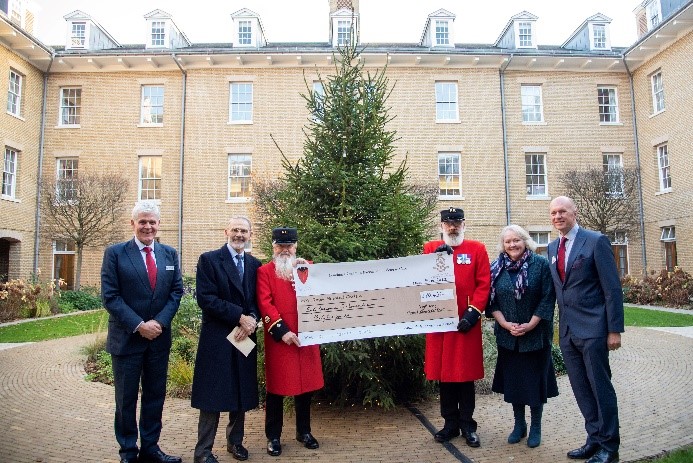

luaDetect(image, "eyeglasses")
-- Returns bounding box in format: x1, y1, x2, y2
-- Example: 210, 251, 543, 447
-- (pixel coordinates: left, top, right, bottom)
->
229, 228, 249, 234
442, 220, 464, 227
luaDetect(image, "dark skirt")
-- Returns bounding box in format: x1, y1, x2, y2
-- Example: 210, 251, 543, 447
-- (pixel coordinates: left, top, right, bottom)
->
491, 344, 559, 407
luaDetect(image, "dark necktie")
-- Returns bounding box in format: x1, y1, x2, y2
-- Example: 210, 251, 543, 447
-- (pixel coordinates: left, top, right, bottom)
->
557, 237, 567, 282
236, 254, 244, 280
143, 246, 157, 290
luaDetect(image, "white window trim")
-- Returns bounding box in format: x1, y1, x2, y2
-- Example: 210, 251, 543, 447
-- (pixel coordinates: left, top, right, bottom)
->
656, 144, 671, 194
56, 157, 79, 202
435, 20, 450, 46
646, 0, 662, 30
228, 82, 254, 124
139, 85, 165, 127
227, 154, 252, 203
150, 20, 167, 48
515, 21, 535, 48
68, 21, 88, 49
650, 71, 665, 115
435, 82, 459, 123
238, 20, 253, 46
437, 152, 463, 200
603, 153, 624, 196
57, 87, 82, 128
2, 146, 18, 201
521, 84, 544, 124
7, 69, 22, 117
138, 156, 162, 202
589, 23, 610, 50
597, 86, 621, 125
525, 153, 549, 199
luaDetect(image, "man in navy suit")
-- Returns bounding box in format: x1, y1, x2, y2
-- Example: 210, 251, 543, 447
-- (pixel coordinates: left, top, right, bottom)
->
101, 201, 184, 463
548, 196, 623, 463
191, 217, 261, 463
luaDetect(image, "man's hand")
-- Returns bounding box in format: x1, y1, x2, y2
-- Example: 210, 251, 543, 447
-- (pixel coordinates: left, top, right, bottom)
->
607, 332, 622, 351
434, 244, 453, 255
238, 314, 257, 336
137, 320, 163, 340
281, 331, 301, 347
457, 307, 481, 333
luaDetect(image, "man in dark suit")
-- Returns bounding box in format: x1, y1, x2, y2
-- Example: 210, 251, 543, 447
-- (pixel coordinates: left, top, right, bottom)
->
191, 217, 262, 463
548, 196, 623, 463
101, 201, 184, 463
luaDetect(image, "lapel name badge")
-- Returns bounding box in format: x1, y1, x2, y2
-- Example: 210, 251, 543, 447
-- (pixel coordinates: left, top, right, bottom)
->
456, 254, 471, 265
166, 265, 175, 271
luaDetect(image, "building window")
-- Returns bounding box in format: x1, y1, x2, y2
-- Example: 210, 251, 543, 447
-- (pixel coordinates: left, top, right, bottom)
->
2, 147, 18, 200
518, 22, 533, 47
603, 153, 624, 196
139, 157, 162, 200
521, 85, 543, 123
592, 24, 606, 49
151, 21, 165, 47
56, 158, 78, 201
651, 71, 665, 113
312, 81, 325, 122
660, 226, 676, 271
53, 240, 76, 290
238, 20, 251, 45
435, 82, 458, 122
71, 22, 86, 47
609, 231, 629, 278
229, 83, 253, 123
337, 20, 351, 46
59, 87, 81, 126
141, 85, 164, 124
525, 153, 547, 196
597, 87, 619, 123
647, 1, 661, 29
435, 20, 449, 45
438, 152, 461, 197
529, 232, 550, 257
228, 154, 252, 199
657, 144, 671, 191
7, 69, 22, 116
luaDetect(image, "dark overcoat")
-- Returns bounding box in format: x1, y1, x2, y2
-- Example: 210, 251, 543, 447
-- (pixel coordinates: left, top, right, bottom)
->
191, 245, 261, 412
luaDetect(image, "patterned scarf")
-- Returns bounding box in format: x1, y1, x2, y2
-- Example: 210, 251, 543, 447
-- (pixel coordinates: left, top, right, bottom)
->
489, 249, 532, 305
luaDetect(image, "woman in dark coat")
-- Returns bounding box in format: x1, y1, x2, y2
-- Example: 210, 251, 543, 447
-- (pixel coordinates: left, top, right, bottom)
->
487, 224, 558, 448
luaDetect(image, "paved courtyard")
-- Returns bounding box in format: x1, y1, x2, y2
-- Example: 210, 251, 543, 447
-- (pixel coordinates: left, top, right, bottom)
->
0, 326, 691, 462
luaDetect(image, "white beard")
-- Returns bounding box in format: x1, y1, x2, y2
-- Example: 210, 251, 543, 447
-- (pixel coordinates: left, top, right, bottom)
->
274, 255, 296, 281
443, 230, 464, 247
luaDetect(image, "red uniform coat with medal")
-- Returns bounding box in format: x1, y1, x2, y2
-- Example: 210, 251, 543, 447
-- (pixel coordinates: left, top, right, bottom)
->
423, 239, 491, 382
256, 261, 324, 396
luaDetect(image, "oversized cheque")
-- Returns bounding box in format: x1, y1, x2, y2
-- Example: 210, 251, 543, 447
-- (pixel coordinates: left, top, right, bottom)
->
293, 253, 457, 345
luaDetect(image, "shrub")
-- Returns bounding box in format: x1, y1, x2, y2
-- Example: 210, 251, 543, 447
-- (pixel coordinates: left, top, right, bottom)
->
552, 344, 567, 376
167, 354, 194, 398
0, 276, 64, 321
85, 349, 114, 385
58, 290, 102, 312
622, 268, 693, 308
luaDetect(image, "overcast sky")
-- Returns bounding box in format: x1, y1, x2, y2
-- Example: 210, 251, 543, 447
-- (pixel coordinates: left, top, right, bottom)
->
31, 0, 641, 48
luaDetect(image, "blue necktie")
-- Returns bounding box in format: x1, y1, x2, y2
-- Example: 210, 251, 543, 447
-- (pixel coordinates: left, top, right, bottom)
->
236, 254, 244, 280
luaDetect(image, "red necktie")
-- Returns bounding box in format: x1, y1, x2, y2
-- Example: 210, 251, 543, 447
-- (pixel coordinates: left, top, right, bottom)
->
557, 237, 567, 282
143, 246, 157, 290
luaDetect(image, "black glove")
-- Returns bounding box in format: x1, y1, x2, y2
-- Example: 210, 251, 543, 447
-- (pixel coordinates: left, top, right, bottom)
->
434, 244, 453, 255
457, 307, 481, 333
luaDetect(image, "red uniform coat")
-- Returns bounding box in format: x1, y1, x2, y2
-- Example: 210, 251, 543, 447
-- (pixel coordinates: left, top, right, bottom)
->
256, 261, 324, 396
423, 239, 491, 382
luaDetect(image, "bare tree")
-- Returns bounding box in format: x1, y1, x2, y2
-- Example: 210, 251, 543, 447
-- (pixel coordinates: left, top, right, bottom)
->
560, 166, 641, 235
41, 172, 129, 290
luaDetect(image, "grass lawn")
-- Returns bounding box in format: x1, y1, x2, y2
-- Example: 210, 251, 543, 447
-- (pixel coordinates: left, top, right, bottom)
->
634, 446, 692, 462
624, 306, 693, 327
0, 310, 108, 342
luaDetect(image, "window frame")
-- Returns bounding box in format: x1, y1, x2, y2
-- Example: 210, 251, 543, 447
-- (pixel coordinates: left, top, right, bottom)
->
2, 146, 18, 200
140, 85, 164, 125
229, 82, 253, 124
529, 231, 550, 257
646, 0, 661, 30
337, 19, 352, 46
657, 144, 671, 192
602, 153, 624, 196
521, 84, 544, 123
59, 87, 82, 127
138, 156, 162, 201
311, 81, 325, 123
517, 21, 534, 48
227, 154, 252, 202
660, 226, 676, 271
238, 20, 252, 45
70, 21, 86, 48
56, 158, 79, 202
7, 69, 22, 117
435, 81, 459, 123
651, 71, 665, 114
525, 153, 548, 198
437, 152, 462, 199
597, 86, 620, 124
151, 20, 166, 47
435, 20, 449, 46
592, 23, 607, 49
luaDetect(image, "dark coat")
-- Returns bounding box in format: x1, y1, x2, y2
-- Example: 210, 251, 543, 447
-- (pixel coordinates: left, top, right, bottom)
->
191, 245, 261, 412
101, 238, 184, 355
487, 253, 556, 352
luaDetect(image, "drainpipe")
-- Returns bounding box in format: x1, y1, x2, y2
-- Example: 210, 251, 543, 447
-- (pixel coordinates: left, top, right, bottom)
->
33, 54, 55, 274
623, 58, 648, 275
498, 54, 513, 225
172, 54, 187, 267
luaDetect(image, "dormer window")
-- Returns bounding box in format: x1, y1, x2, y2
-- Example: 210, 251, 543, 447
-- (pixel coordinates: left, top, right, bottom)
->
151, 21, 165, 47
70, 22, 86, 47
330, 6, 358, 48
436, 20, 449, 45
238, 20, 251, 45
592, 24, 606, 48
337, 19, 351, 46
518, 22, 533, 47
646, 0, 661, 29
420, 9, 455, 48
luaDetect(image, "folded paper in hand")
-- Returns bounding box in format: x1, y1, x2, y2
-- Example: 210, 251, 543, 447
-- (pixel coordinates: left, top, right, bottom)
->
226, 326, 256, 357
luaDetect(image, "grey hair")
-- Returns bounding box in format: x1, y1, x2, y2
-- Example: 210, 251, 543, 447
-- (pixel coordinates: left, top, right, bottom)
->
131, 200, 161, 221
496, 224, 537, 253
227, 216, 252, 231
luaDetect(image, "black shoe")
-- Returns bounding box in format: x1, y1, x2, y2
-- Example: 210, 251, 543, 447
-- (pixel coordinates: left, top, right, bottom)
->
228, 444, 249, 461
586, 449, 619, 463
296, 432, 319, 449
267, 439, 282, 457
139, 450, 182, 463
434, 427, 460, 443
194, 455, 219, 463
567, 443, 600, 459
461, 430, 481, 448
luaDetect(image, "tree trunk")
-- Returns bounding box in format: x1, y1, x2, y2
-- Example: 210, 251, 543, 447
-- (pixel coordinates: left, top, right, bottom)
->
75, 245, 83, 291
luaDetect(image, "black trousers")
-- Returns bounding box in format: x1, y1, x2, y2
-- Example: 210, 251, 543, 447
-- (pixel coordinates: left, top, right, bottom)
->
265, 391, 313, 440
194, 410, 245, 459
439, 381, 477, 432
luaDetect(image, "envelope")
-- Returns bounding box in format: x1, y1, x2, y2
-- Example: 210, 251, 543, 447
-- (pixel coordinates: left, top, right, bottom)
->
226, 326, 256, 357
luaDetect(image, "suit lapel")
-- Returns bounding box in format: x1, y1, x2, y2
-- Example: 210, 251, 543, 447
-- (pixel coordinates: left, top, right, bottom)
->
125, 238, 152, 293
548, 238, 562, 288
220, 245, 244, 296
564, 229, 587, 284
